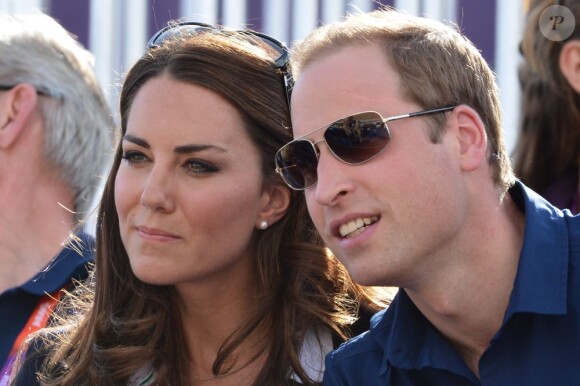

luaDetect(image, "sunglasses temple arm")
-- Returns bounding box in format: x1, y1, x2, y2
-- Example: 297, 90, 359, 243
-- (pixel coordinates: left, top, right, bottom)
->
385, 106, 455, 123
384, 113, 412, 123
284, 72, 294, 105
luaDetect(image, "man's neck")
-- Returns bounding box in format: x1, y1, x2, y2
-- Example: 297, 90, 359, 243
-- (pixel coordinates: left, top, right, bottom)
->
405, 189, 526, 377
0, 180, 75, 293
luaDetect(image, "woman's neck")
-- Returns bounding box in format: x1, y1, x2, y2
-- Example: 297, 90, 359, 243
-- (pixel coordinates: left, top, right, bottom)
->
174, 267, 269, 385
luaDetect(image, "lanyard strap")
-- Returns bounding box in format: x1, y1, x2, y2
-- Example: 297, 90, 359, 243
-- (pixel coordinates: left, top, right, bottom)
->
0, 291, 62, 385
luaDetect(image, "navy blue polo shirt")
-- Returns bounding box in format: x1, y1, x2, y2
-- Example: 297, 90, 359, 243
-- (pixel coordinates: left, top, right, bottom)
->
0, 233, 93, 365
323, 181, 580, 386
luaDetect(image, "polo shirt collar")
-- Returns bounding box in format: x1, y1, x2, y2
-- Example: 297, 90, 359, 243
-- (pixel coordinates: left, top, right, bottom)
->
376, 290, 477, 382
20, 232, 94, 295
506, 180, 568, 317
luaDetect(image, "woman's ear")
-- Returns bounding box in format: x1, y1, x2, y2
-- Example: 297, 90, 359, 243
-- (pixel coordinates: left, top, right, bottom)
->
559, 40, 580, 93
451, 105, 487, 172
0, 84, 38, 149
257, 183, 291, 228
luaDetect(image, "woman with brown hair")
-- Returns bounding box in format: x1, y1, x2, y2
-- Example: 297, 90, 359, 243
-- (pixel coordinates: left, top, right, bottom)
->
513, 0, 580, 214
12, 23, 387, 385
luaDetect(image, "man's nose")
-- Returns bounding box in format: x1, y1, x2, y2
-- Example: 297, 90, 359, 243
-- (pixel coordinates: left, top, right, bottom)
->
311, 144, 355, 207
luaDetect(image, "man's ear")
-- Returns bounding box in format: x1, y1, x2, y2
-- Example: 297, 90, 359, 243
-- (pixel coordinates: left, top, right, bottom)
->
559, 40, 580, 93
0, 83, 38, 149
451, 105, 487, 172
256, 183, 291, 228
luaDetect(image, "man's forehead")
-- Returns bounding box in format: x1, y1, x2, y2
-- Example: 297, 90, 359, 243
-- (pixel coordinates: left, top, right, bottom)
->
290, 44, 402, 137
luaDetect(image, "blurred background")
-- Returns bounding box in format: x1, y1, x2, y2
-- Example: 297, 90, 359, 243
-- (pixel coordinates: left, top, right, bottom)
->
0, 0, 524, 150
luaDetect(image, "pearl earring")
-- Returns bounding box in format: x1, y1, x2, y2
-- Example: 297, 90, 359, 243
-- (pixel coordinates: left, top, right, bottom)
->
259, 220, 268, 230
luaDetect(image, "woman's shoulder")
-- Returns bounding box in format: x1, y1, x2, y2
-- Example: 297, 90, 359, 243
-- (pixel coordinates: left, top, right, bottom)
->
128, 364, 156, 386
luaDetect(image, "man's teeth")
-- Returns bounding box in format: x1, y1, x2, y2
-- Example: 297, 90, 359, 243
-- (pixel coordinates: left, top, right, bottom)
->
339, 216, 379, 238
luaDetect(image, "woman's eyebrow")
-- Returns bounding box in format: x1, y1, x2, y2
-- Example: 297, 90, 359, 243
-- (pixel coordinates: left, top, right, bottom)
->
122, 135, 227, 154
122, 134, 149, 148
174, 143, 227, 154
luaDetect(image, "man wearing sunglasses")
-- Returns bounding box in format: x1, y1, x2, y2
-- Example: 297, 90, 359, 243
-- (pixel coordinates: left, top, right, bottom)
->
276, 8, 580, 386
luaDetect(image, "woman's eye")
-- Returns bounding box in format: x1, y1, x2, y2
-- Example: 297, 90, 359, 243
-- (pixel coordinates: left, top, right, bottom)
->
186, 159, 218, 175
121, 151, 147, 165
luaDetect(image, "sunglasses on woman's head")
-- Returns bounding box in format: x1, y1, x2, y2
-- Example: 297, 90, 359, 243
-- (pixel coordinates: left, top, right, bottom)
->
275, 106, 456, 191
147, 21, 293, 106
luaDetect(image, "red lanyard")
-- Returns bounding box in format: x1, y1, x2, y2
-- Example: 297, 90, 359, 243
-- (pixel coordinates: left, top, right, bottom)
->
0, 291, 62, 385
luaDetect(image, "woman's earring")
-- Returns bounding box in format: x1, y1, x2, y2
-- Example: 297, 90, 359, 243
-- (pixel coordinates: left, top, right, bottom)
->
259, 220, 269, 230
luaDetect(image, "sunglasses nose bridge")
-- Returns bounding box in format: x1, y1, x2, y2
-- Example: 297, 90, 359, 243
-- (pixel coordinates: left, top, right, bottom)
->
312, 138, 326, 148
313, 138, 339, 164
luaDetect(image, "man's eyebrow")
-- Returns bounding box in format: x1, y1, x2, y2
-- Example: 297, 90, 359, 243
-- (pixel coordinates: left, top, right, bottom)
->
122, 134, 227, 154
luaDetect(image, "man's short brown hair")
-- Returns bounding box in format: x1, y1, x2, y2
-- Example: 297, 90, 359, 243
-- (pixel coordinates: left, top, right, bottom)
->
291, 9, 515, 192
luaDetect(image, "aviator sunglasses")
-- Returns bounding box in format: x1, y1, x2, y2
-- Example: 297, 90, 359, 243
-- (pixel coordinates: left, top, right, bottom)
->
147, 21, 294, 105
275, 106, 455, 190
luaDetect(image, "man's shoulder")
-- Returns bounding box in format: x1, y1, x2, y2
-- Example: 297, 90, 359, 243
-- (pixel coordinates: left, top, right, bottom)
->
324, 309, 393, 385
328, 308, 391, 362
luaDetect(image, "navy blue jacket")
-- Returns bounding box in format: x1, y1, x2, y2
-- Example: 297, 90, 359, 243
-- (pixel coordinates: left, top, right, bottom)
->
0, 234, 93, 366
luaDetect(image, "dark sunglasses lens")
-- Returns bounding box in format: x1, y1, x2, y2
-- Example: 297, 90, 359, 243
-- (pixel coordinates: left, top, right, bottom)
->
276, 141, 318, 190
324, 112, 390, 163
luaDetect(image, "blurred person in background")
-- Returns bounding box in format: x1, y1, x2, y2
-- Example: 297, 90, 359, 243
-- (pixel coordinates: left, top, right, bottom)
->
0, 12, 113, 383
513, 0, 580, 214
11, 22, 388, 386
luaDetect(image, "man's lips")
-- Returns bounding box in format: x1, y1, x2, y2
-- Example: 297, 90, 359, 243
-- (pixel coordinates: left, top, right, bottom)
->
330, 214, 381, 238
338, 216, 380, 238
